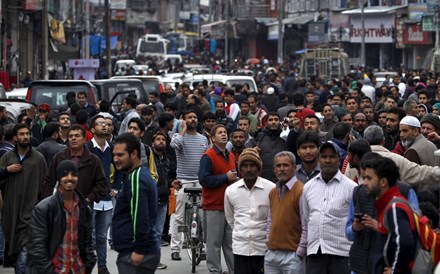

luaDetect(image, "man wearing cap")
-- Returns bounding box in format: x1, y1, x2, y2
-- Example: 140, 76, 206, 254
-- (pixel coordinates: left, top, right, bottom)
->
31, 103, 52, 145
400, 115, 438, 166
420, 113, 440, 148
224, 148, 274, 274
303, 141, 356, 274
199, 124, 236, 274
264, 151, 306, 273
27, 160, 96, 273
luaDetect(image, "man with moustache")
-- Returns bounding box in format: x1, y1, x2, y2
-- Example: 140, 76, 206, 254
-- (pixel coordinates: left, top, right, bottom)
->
57, 111, 71, 144
265, 151, 306, 274
215, 101, 234, 133
112, 133, 160, 273
384, 107, 406, 151
0, 123, 47, 273
224, 148, 274, 274
27, 160, 96, 274
303, 142, 356, 274
42, 124, 107, 205
199, 124, 237, 274
229, 129, 247, 164
399, 115, 438, 166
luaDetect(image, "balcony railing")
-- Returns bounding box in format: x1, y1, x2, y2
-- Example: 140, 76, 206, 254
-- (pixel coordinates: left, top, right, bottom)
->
236, 4, 270, 19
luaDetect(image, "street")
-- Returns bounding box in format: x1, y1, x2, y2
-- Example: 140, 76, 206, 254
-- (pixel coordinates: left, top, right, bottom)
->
1, 243, 227, 274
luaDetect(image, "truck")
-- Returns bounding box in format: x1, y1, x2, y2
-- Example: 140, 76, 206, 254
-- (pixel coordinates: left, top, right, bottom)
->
136, 34, 169, 61
299, 47, 349, 80
164, 32, 195, 57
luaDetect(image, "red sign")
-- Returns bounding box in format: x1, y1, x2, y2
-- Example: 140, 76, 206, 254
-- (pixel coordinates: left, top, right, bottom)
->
403, 25, 431, 45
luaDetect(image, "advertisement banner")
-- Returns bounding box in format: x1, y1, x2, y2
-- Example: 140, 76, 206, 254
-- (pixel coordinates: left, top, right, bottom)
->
350, 15, 394, 43
403, 25, 432, 44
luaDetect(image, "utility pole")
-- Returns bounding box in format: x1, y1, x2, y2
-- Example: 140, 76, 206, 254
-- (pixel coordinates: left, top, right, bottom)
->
225, 0, 229, 65
105, 0, 111, 77
42, 0, 49, 79
277, 0, 284, 64
360, 0, 365, 68
85, 0, 90, 59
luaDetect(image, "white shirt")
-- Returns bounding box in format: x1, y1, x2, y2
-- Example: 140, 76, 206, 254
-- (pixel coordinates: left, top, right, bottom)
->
91, 138, 113, 211
224, 177, 275, 256
303, 170, 356, 257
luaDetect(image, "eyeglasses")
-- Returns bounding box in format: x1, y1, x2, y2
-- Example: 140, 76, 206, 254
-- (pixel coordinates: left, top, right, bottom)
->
95, 122, 108, 126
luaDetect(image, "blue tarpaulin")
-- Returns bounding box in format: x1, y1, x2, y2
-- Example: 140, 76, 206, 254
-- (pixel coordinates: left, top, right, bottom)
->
89, 35, 118, 56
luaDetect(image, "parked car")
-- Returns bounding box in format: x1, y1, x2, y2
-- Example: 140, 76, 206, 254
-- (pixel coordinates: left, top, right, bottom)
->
182, 74, 258, 92
90, 79, 149, 113
26, 80, 98, 115
111, 75, 164, 94
6, 88, 28, 100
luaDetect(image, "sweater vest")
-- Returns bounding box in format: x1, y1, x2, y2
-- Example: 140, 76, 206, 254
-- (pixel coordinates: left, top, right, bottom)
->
203, 147, 236, 210
404, 135, 438, 166
349, 185, 377, 274
267, 181, 303, 251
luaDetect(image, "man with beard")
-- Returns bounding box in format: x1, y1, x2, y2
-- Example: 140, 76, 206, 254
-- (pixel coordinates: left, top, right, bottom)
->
264, 151, 306, 273
199, 124, 237, 274
140, 107, 160, 147
353, 113, 368, 137
229, 129, 247, 165
42, 124, 107, 205
0, 123, 46, 273
170, 110, 209, 260
303, 142, 356, 274
224, 148, 274, 274
361, 156, 417, 274
57, 112, 71, 144
87, 115, 119, 274
152, 131, 177, 270
226, 116, 256, 151
112, 133, 160, 273
215, 100, 234, 133
36, 122, 67, 167
320, 103, 337, 133
0, 106, 10, 127
295, 131, 321, 183
399, 116, 438, 166
254, 112, 287, 182
384, 107, 406, 151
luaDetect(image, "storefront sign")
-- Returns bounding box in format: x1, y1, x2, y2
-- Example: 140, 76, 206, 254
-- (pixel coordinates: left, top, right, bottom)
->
403, 25, 432, 44
350, 15, 394, 43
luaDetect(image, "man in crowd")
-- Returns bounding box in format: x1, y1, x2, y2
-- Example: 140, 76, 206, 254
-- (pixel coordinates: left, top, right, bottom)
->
224, 148, 274, 274
265, 151, 306, 273
112, 133, 160, 273
36, 122, 67, 167
384, 107, 406, 151
170, 110, 209, 260
361, 156, 417, 273
295, 131, 321, 183
248, 95, 267, 129
199, 124, 237, 274
77, 91, 97, 118
303, 142, 356, 274
27, 160, 96, 273
254, 112, 286, 182
148, 91, 164, 115
42, 124, 107, 204
57, 111, 71, 144
119, 96, 140, 135
215, 101, 234, 133
239, 101, 258, 135
0, 124, 47, 273
420, 113, 440, 148
399, 115, 438, 166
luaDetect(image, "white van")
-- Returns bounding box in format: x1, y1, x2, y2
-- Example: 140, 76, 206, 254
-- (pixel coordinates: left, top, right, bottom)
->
183, 74, 258, 92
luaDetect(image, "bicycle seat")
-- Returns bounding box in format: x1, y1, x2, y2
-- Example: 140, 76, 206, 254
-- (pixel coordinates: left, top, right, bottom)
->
184, 187, 202, 194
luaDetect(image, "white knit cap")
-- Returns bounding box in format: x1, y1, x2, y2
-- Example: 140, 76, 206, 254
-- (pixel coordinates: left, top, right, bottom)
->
400, 115, 421, 128
267, 87, 275, 94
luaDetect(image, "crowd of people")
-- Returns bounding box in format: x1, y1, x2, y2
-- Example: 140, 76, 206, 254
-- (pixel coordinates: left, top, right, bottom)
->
0, 67, 440, 274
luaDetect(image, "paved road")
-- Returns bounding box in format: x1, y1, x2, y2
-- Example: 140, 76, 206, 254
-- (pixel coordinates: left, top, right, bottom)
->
1, 243, 227, 273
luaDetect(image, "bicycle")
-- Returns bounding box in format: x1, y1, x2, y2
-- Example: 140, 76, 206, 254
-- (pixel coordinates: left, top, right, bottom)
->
177, 182, 205, 273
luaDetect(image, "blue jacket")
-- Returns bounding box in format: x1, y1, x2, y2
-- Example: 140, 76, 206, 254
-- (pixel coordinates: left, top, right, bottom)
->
112, 164, 160, 255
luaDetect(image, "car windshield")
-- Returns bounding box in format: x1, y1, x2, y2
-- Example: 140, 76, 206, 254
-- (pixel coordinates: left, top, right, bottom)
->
226, 80, 255, 91
32, 85, 89, 107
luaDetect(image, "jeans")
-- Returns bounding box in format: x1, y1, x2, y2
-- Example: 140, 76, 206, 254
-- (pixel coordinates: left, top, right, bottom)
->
15, 246, 27, 274
93, 209, 113, 268
108, 197, 116, 246
264, 249, 305, 274
154, 202, 168, 240
0, 224, 4, 261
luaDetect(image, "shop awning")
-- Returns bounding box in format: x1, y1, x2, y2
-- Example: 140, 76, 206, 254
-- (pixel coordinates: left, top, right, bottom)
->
282, 14, 315, 25
255, 17, 277, 26
342, 5, 407, 15
201, 20, 237, 39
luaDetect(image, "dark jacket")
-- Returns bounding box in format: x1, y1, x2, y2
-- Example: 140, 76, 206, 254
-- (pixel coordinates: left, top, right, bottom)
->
42, 146, 107, 203
35, 138, 67, 167
254, 128, 286, 182
27, 189, 96, 273
152, 148, 175, 204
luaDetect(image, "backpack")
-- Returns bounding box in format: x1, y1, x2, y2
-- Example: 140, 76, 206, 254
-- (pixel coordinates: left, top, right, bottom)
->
384, 197, 439, 274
